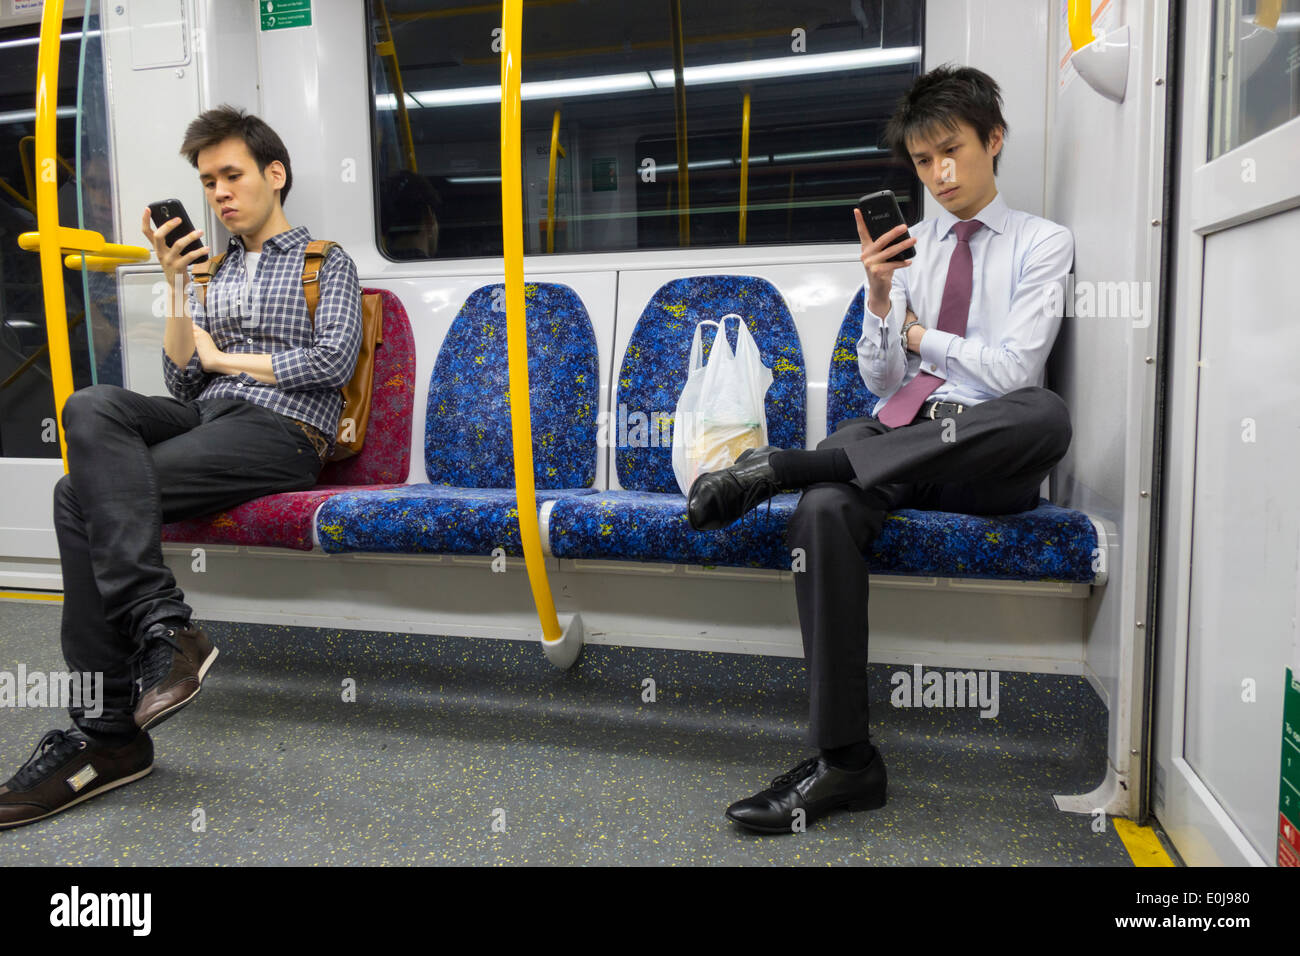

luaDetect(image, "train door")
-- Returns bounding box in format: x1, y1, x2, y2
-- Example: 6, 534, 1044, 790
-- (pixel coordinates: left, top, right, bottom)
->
1156, 0, 1300, 866
0, 2, 140, 593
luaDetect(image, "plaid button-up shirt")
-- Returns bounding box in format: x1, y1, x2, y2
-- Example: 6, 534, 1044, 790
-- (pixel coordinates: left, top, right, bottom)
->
161, 226, 362, 456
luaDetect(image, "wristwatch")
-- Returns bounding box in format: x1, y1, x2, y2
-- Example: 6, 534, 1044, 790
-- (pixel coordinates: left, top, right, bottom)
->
901, 318, 922, 351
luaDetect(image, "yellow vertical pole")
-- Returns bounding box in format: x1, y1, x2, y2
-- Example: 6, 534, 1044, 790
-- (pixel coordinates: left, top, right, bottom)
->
376, 0, 419, 171
34, 0, 71, 471
546, 108, 564, 254
669, 0, 689, 246
500, 0, 561, 644
738, 91, 751, 245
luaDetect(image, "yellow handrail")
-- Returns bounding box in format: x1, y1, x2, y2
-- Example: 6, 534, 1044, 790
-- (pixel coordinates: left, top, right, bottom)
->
20, 134, 75, 199
1067, 0, 1094, 51
33, 0, 73, 470
0, 176, 34, 213
1256, 0, 1281, 29
500, 0, 562, 646
20, 230, 149, 260
738, 91, 751, 245
669, 0, 690, 246
64, 253, 147, 272
546, 108, 565, 253
0, 310, 84, 392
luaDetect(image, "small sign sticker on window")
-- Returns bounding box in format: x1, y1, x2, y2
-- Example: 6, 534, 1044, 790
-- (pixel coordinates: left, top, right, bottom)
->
260, 0, 312, 31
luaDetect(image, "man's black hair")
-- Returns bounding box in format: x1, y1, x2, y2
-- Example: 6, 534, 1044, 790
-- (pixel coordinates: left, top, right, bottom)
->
883, 64, 1008, 175
180, 105, 294, 206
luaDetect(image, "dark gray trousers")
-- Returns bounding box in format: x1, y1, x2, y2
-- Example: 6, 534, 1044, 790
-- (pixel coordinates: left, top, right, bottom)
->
787, 386, 1073, 749
54, 384, 323, 737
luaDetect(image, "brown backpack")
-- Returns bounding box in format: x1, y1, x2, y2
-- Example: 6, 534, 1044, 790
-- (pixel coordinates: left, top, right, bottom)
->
191, 239, 382, 460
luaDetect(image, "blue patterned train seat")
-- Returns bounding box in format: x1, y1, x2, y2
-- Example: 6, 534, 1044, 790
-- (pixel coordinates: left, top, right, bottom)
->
819, 286, 1101, 582
318, 282, 599, 556
545, 275, 807, 569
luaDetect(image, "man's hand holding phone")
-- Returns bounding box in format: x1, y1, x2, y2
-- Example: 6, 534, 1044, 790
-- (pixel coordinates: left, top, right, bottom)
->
144, 203, 211, 370
141, 207, 208, 291
854, 209, 916, 320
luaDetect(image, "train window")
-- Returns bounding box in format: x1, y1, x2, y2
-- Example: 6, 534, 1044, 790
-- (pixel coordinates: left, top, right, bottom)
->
0, 18, 97, 459
1207, 0, 1300, 159
367, 0, 924, 260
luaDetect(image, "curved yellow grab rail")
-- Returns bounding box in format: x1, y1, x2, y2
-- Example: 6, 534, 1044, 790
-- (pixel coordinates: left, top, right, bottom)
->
64, 253, 148, 272
1066, 0, 1095, 51
738, 91, 751, 245
19, 229, 149, 262
546, 108, 565, 254
32, 0, 72, 470
0, 176, 33, 213
500, 0, 562, 648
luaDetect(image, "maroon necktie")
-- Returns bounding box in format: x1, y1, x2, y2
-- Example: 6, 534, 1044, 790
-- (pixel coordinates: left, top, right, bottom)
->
877, 218, 984, 427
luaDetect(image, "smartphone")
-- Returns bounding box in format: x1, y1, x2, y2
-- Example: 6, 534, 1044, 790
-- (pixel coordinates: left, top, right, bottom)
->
856, 190, 914, 263
147, 199, 208, 265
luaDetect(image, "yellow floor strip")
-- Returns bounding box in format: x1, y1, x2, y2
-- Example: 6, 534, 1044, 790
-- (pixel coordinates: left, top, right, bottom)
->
0, 590, 63, 602
1114, 817, 1176, 866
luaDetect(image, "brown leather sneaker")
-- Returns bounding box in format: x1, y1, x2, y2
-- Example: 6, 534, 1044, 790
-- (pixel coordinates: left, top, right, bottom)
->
0, 728, 153, 830
132, 622, 219, 731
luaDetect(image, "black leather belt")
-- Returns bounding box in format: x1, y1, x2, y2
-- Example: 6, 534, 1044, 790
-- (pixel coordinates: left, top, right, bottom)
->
919, 400, 966, 419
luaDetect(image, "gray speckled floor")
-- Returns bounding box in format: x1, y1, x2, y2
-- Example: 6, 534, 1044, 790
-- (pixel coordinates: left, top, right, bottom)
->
0, 600, 1146, 865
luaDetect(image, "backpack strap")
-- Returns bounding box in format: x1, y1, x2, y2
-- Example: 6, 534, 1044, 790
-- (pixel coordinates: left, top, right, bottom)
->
190, 252, 227, 309
302, 240, 337, 326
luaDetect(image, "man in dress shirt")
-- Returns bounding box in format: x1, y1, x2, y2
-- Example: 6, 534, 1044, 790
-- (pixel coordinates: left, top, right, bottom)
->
0, 106, 361, 830
687, 65, 1074, 833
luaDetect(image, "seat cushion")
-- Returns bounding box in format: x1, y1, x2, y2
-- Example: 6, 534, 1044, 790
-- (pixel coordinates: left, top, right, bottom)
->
319, 287, 417, 486
161, 484, 405, 552
162, 288, 417, 549
546, 490, 802, 570
547, 491, 1098, 581
614, 275, 806, 493
871, 499, 1098, 582
316, 485, 597, 556
425, 282, 598, 489
827, 285, 882, 433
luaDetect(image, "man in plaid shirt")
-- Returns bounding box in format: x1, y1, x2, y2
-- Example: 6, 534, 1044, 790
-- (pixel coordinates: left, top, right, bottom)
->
0, 107, 361, 829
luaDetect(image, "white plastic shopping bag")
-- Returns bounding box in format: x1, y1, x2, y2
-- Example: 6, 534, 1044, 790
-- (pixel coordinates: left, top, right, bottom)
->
672, 313, 774, 496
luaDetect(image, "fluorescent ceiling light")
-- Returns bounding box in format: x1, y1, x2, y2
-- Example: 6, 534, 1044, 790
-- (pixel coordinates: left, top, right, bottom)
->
380, 45, 921, 110
648, 46, 921, 87
0, 30, 100, 51
376, 92, 421, 110
411, 71, 653, 108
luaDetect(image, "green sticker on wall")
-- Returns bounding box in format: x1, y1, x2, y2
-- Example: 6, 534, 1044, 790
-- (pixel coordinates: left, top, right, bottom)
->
261, 0, 311, 31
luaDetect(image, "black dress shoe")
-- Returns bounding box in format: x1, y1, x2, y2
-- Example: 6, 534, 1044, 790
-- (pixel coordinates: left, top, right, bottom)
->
725, 751, 887, 834
687, 446, 781, 531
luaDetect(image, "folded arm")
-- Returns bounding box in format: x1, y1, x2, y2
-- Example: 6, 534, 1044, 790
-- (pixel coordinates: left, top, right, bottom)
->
916, 226, 1074, 395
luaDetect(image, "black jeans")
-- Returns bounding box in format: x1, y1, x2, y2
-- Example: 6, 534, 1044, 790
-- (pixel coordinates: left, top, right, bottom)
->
54, 385, 323, 737
787, 386, 1073, 749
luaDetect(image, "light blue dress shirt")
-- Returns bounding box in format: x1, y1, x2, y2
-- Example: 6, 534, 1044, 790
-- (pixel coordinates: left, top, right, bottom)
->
858, 191, 1074, 420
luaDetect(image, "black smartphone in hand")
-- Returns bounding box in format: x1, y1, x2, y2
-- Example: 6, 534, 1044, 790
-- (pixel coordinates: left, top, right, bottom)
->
147, 199, 208, 265
856, 190, 914, 262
